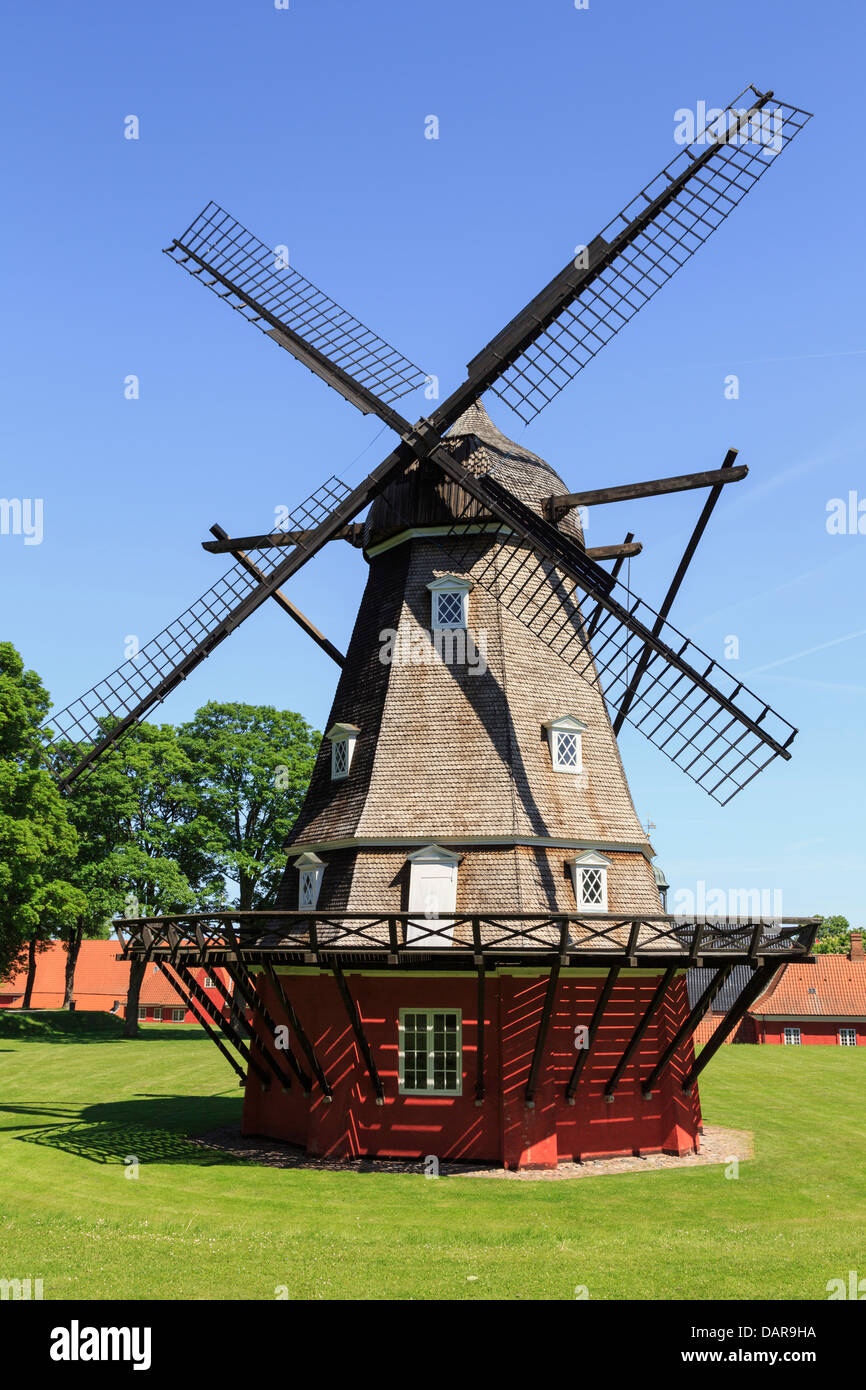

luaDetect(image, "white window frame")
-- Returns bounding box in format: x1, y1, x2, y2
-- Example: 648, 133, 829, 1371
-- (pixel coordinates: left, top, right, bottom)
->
570, 849, 610, 912
544, 715, 587, 774
203, 975, 215, 989
327, 722, 360, 781
406, 844, 460, 947
427, 574, 472, 631
138, 1006, 146, 1021
171, 1008, 185, 1023
295, 851, 325, 909
152, 1007, 162, 1022
398, 1008, 463, 1096
838, 1027, 857, 1046
783, 1026, 801, 1045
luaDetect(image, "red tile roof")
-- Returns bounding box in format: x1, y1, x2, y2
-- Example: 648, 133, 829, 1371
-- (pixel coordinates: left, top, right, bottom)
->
0, 942, 229, 1015
139, 964, 185, 1008
750, 955, 866, 1018
0, 941, 129, 1010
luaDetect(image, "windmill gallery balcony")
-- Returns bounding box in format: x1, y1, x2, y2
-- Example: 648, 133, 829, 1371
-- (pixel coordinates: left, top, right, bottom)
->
116, 911, 819, 1169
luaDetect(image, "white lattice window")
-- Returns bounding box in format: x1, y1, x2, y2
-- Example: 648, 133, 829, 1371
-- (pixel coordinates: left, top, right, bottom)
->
152, 1007, 162, 1022
427, 574, 471, 630
399, 1009, 462, 1095
839, 1027, 857, 1046
570, 850, 610, 912
581, 867, 605, 906
783, 1026, 801, 1045
545, 715, 586, 773
327, 722, 360, 781
171, 1008, 184, 1023
203, 975, 215, 989
138, 1006, 146, 1020
295, 852, 324, 909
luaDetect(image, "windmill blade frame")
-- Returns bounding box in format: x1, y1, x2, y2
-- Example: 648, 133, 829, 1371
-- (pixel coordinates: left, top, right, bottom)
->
45, 458, 403, 786
432, 86, 811, 426
165, 201, 428, 427
49, 85, 808, 795
419, 440, 796, 804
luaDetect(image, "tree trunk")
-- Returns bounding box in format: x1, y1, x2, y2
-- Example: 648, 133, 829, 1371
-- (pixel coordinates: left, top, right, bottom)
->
22, 938, 38, 1009
63, 921, 84, 1009
124, 956, 146, 1037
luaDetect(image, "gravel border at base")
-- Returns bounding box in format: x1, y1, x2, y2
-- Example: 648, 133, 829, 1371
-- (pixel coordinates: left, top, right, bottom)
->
190, 1124, 753, 1179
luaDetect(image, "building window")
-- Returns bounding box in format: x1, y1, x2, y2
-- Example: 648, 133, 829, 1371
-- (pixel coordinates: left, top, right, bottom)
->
171, 1008, 184, 1023
783, 1026, 801, 1045
138, 1006, 146, 1020
839, 1028, 857, 1046
544, 715, 587, 774
295, 852, 325, 909
406, 844, 460, 947
152, 1007, 162, 1022
326, 722, 360, 781
203, 976, 215, 989
399, 1009, 462, 1095
427, 574, 471, 630
570, 850, 610, 912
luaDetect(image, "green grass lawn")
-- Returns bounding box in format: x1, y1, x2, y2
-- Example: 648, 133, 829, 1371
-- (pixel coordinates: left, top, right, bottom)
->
1, 1011, 864, 1300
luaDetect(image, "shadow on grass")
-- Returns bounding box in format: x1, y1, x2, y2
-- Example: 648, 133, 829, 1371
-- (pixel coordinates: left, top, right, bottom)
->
12, 1093, 245, 1167
0, 1012, 217, 1044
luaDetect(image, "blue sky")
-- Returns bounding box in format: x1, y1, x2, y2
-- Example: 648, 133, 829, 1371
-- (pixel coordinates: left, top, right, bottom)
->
2, 0, 864, 921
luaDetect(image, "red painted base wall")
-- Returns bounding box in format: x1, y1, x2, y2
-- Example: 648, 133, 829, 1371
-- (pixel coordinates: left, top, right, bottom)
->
241, 970, 701, 1169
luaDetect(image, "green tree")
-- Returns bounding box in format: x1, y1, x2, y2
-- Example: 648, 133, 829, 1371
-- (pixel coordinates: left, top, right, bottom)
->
812, 915, 851, 954
61, 721, 211, 1034
0, 643, 84, 986
178, 702, 319, 910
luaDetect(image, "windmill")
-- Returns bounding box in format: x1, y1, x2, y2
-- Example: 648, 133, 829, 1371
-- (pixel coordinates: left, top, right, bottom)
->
50, 86, 819, 1168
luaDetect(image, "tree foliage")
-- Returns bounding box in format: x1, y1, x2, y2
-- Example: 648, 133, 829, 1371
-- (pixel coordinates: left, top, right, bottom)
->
812, 915, 851, 955
177, 702, 320, 910
0, 643, 84, 980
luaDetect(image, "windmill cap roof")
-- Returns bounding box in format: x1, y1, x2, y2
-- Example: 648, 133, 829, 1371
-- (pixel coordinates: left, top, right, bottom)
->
445, 400, 559, 477
364, 398, 582, 546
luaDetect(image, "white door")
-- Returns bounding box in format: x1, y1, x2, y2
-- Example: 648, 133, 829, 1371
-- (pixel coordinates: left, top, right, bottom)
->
406, 862, 457, 948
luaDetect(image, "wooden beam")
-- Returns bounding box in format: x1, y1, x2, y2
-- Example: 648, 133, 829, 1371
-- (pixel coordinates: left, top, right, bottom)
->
680, 962, 778, 1092
159, 963, 247, 1084
585, 534, 635, 640
603, 966, 677, 1098
640, 964, 734, 1097
204, 957, 295, 1091
584, 541, 642, 561
565, 965, 621, 1101
262, 963, 333, 1100
209, 525, 345, 668
524, 956, 562, 1106
202, 524, 364, 554
332, 962, 385, 1104
613, 450, 739, 734
547, 462, 747, 516
475, 956, 486, 1104
171, 961, 269, 1087
222, 960, 311, 1093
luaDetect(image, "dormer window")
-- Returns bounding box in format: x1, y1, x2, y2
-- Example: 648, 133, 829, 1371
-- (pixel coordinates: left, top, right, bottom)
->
544, 715, 587, 773
570, 850, 610, 912
427, 574, 472, 630
326, 722, 360, 781
295, 852, 324, 909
